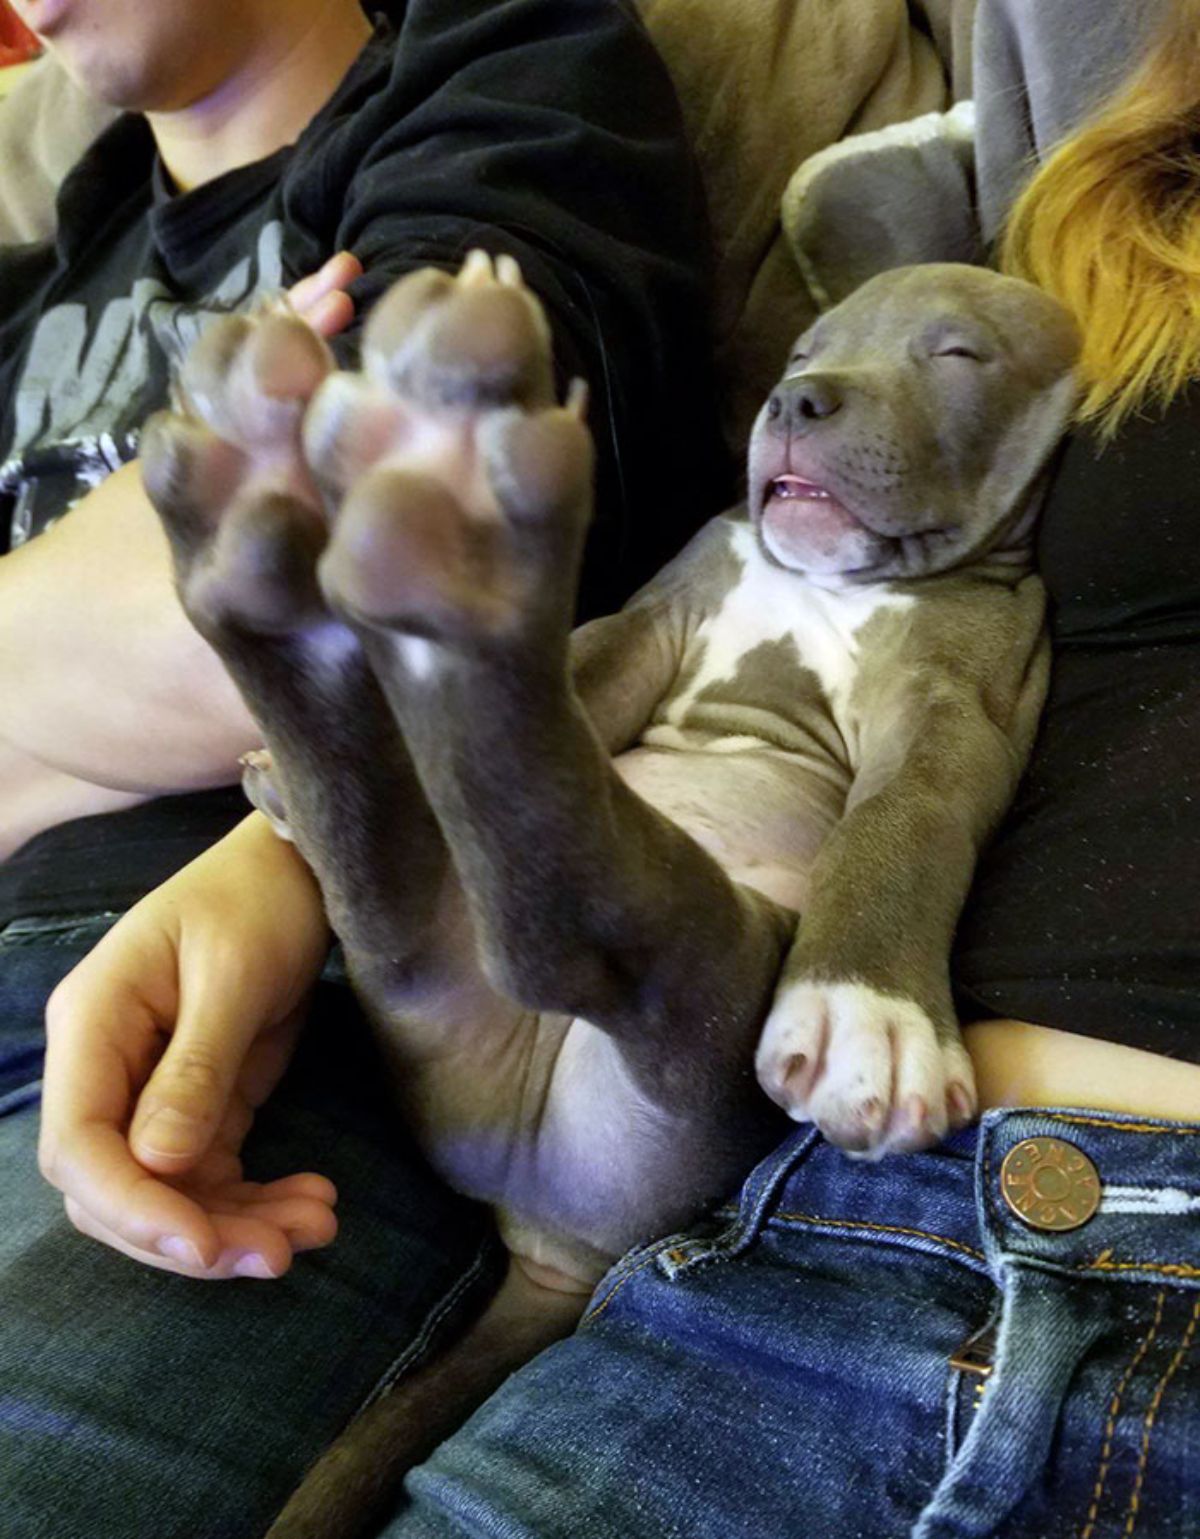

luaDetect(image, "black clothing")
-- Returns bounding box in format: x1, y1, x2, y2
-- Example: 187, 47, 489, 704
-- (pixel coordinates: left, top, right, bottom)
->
0, 0, 728, 924
955, 394, 1200, 1060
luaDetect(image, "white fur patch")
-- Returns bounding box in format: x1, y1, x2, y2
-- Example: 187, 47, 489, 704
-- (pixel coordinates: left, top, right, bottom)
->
662, 522, 913, 729
756, 979, 969, 1156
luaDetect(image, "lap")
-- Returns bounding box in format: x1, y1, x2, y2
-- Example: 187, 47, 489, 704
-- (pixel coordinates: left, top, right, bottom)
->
0, 915, 499, 1539
6, 916, 1197, 1539
386, 1113, 1200, 1539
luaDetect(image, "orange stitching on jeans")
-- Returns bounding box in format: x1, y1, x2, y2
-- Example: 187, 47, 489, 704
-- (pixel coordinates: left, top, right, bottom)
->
1077, 1290, 1166, 1539
582, 1244, 671, 1327
1043, 1113, 1200, 1137
772, 1211, 985, 1262
1082, 1251, 1200, 1281
1122, 1297, 1200, 1536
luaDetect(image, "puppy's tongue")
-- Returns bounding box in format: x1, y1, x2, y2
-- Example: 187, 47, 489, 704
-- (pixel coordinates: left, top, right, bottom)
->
762, 475, 860, 554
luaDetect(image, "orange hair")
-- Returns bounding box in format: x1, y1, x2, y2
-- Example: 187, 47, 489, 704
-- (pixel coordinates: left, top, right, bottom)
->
1001, 3, 1200, 437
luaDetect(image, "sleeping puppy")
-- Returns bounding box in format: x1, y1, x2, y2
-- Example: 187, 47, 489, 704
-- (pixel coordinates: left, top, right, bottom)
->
140, 255, 1078, 1536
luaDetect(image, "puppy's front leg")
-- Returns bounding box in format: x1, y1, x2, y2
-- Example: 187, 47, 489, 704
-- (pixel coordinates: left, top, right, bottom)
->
570, 516, 737, 753
757, 595, 1050, 1154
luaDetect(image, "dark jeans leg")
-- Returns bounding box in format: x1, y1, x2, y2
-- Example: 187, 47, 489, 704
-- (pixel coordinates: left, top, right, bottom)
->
0, 915, 501, 1539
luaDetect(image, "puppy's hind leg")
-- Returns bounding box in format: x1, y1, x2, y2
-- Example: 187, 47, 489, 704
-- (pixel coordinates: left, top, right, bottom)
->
264, 1255, 587, 1539
140, 306, 457, 1012
315, 266, 795, 1167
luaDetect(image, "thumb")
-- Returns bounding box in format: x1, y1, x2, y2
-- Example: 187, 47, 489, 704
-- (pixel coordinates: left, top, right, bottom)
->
129, 999, 258, 1174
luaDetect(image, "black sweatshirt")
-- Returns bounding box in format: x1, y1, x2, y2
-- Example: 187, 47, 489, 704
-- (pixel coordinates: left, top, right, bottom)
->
954, 396, 1200, 1061
0, 0, 730, 923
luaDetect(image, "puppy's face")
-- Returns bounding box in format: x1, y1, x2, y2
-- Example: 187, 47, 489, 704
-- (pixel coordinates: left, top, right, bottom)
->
747, 264, 1080, 581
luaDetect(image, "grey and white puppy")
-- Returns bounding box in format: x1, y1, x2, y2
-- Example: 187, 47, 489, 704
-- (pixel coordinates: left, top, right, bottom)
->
141, 257, 1078, 1536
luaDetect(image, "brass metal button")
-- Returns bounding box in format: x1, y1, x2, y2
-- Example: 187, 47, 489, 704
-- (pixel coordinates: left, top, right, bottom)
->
999, 1136, 1101, 1232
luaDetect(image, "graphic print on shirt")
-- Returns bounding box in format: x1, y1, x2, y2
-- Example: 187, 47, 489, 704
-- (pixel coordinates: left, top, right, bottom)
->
1, 221, 284, 548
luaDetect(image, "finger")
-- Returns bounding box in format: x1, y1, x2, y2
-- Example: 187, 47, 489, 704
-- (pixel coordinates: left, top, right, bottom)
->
40, 980, 223, 1266
65, 1198, 301, 1280
186, 1146, 245, 1190
180, 1017, 302, 1188
304, 289, 356, 339
129, 980, 267, 1173
200, 1192, 339, 1253
40, 946, 174, 1170
54, 1122, 222, 1268
287, 251, 362, 318
213, 1173, 339, 1207
236, 1011, 305, 1109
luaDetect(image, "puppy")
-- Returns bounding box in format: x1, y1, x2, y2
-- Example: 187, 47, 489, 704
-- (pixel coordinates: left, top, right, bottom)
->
141, 255, 1078, 1535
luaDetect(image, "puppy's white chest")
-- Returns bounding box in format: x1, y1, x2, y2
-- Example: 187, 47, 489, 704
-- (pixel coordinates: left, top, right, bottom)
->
666, 522, 915, 726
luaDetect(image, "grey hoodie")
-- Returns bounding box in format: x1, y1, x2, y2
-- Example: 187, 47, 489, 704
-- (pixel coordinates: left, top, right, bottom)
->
784, 0, 1169, 299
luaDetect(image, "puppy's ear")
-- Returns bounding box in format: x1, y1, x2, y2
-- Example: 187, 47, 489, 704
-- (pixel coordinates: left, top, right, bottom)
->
782, 103, 983, 311
977, 367, 1082, 532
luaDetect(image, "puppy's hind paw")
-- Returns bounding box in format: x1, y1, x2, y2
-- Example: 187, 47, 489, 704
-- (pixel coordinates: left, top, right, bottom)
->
310, 252, 594, 650
755, 980, 977, 1157
141, 306, 337, 639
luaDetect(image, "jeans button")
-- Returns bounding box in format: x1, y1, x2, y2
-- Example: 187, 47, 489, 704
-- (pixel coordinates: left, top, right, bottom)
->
1000, 1136, 1101, 1231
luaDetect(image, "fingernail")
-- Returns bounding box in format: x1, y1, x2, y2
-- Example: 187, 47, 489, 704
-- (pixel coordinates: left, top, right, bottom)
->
233, 1253, 277, 1280
138, 1108, 200, 1158
158, 1235, 204, 1268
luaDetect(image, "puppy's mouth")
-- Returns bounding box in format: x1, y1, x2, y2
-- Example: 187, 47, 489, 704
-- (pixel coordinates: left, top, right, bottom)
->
763, 474, 851, 513
760, 473, 866, 551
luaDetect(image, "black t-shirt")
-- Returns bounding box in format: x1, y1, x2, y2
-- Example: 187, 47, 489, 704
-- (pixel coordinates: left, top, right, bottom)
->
0, 0, 729, 924
954, 390, 1200, 1060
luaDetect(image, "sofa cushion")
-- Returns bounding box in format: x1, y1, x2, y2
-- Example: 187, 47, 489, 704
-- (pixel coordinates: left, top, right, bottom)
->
639, 0, 965, 448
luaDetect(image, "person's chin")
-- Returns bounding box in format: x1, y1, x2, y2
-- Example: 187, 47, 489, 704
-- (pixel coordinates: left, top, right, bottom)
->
42, 40, 152, 111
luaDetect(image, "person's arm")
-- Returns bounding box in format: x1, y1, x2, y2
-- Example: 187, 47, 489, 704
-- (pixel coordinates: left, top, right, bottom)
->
0, 459, 260, 792
296, 0, 725, 618
0, 737, 146, 863
39, 810, 337, 1279
0, 253, 361, 844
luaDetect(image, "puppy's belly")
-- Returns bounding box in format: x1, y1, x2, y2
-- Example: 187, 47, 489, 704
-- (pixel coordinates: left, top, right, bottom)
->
614, 744, 843, 910
402, 1012, 714, 1285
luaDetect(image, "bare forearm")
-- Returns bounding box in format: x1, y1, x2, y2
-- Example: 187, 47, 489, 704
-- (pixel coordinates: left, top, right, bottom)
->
0, 461, 260, 793
0, 738, 146, 862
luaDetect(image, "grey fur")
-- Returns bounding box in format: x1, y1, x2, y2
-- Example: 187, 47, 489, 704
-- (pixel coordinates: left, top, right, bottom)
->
140, 258, 1078, 1537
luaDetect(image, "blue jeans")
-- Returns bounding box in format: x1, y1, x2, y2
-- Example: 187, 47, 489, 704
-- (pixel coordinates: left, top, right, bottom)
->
384, 1112, 1200, 1539
0, 914, 502, 1539
4, 916, 1199, 1538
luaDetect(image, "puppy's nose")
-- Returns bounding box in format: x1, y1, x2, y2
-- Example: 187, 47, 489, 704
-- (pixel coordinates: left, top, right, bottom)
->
767, 376, 843, 427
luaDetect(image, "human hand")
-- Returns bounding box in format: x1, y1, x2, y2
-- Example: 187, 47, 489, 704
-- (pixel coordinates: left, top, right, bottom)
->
287, 250, 363, 338
39, 813, 338, 1279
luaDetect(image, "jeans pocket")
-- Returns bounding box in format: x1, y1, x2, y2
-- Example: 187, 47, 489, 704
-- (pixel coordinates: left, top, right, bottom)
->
653, 1125, 823, 1282
580, 1128, 822, 1321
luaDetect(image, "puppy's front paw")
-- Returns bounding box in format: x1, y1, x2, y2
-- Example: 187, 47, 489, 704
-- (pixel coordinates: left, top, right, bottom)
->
755, 981, 976, 1156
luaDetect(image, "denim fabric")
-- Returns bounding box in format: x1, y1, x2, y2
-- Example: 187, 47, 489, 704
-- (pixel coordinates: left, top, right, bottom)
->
0, 913, 502, 1539
387, 1111, 1200, 1539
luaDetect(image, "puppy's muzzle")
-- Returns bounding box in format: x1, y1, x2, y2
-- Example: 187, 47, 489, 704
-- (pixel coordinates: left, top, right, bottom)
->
765, 374, 843, 434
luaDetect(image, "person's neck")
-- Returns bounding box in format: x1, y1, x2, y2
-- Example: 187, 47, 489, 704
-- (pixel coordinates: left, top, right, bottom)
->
149, 2, 373, 193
